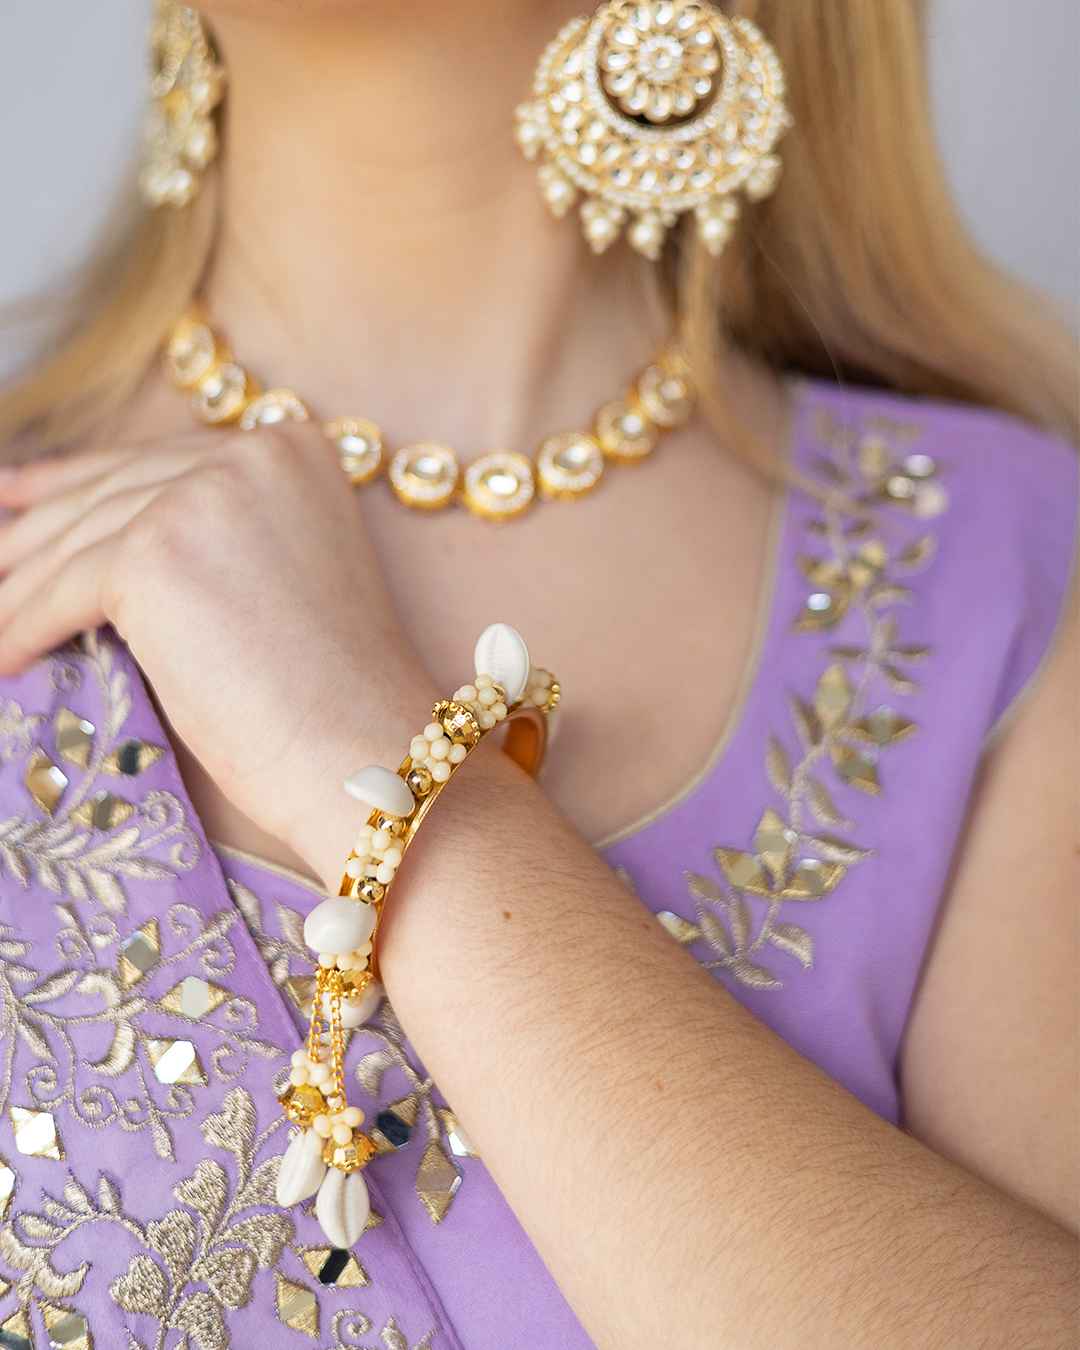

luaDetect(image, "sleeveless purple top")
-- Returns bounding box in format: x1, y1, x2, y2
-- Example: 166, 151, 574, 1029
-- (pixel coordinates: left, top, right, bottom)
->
0, 382, 1075, 1349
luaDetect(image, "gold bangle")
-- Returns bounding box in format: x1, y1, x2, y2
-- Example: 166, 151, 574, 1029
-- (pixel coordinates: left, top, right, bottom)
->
275, 625, 560, 1247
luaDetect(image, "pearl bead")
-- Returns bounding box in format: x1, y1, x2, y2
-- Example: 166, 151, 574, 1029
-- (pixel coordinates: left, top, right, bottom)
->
332, 1123, 353, 1146
424, 722, 443, 741
477, 686, 497, 706
291, 1049, 308, 1068
449, 744, 467, 764
318, 953, 336, 969
410, 736, 429, 760
456, 684, 477, 703
478, 711, 496, 730
345, 858, 362, 879
313, 1115, 333, 1138
309, 1062, 330, 1086
476, 674, 494, 688
428, 737, 451, 760
326, 978, 384, 1028
492, 702, 508, 720
382, 846, 403, 866
376, 863, 395, 884
342, 1106, 364, 1127
289, 1067, 308, 1086
430, 761, 451, 783
371, 829, 392, 851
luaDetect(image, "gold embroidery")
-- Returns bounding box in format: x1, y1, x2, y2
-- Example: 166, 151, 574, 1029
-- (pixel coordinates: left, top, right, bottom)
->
41, 1302, 92, 1350
0, 901, 279, 1160
354, 1006, 466, 1225
378, 1317, 437, 1350
0, 701, 44, 765
299, 1246, 369, 1289
117, 919, 161, 987
10, 1109, 63, 1161
0, 1091, 289, 1349
0, 1159, 15, 1219
1, 633, 200, 914
24, 751, 69, 815
275, 1273, 320, 1338
54, 710, 95, 769
664, 414, 941, 990
145, 1039, 207, 1087
0, 1306, 32, 1348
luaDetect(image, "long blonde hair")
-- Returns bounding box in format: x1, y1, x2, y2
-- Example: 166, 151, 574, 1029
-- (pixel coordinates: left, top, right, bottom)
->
2, 0, 1077, 456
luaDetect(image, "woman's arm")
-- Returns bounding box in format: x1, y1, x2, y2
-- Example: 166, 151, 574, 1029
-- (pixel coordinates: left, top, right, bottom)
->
2, 431, 1073, 1348
301, 620, 1078, 1350
900, 605, 1078, 1232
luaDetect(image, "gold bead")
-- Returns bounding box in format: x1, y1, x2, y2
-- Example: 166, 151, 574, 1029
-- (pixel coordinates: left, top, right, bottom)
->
432, 700, 481, 747
279, 1083, 326, 1128
357, 878, 385, 903
322, 1133, 377, 1174
406, 765, 434, 797
374, 814, 406, 837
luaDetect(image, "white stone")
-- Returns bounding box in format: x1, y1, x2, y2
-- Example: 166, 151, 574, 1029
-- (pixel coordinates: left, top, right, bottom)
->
276, 1128, 327, 1207
323, 979, 384, 1029
316, 1166, 371, 1249
473, 624, 531, 705
343, 765, 415, 818
303, 898, 376, 956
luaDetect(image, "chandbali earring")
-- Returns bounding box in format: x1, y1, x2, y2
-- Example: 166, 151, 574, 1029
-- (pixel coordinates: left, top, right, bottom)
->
515, 1, 790, 260
141, 0, 226, 208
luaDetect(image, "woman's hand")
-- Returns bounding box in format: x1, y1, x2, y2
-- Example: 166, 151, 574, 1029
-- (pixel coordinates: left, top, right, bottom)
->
0, 427, 435, 868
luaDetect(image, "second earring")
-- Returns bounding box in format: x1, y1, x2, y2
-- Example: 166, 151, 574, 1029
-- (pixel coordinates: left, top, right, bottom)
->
516, 1, 790, 260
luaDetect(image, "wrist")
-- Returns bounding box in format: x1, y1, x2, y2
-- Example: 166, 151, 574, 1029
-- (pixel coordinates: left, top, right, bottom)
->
282, 666, 442, 889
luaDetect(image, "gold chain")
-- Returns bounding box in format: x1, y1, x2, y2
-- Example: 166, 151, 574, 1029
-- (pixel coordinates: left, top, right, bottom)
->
162, 307, 697, 521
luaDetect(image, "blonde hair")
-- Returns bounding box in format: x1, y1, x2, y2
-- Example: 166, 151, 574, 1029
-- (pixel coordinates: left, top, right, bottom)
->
2, 0, 1077, 456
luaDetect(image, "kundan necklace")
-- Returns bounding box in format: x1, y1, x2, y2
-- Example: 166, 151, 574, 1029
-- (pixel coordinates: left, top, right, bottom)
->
163, 307, 697, 521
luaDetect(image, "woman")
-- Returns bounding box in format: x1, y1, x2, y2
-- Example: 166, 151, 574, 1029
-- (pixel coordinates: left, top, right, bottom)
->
0, 1, 1075, 1346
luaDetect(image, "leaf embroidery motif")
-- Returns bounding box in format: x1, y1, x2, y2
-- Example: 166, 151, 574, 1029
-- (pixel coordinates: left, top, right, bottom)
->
662, 415, 941, 989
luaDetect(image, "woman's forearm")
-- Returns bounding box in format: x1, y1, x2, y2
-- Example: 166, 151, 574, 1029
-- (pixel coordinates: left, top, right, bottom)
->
305, 741, 1076, 1349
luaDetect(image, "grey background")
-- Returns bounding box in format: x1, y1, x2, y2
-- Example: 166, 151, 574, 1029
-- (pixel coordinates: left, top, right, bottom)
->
2, 0, 1078, 379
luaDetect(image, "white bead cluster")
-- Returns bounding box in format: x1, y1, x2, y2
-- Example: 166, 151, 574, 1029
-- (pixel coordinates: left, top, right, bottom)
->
317, 940, 373, 973
289, 1047, 333, 1092
345, 819, 408, 892
408, 723, 469, 786
525, 668, 559, 710
313, 1101, 366, 1147
451, 674, 510, 732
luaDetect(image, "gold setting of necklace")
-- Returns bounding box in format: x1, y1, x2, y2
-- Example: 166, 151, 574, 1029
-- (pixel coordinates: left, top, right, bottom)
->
163, 308, 697, 521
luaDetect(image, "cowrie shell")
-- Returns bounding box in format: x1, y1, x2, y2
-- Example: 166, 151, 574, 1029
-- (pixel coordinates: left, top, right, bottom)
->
316, 1166, 371, 1248
303, 898, 375, 956
473, 623, 531, 704
276, 1128, 327, 1207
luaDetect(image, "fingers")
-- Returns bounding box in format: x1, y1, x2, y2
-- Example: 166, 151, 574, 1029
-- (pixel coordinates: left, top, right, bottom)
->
0, 534, 117, 676
0, 484, 159, 637
0, 446, 206, 574
0, 445, 143, 509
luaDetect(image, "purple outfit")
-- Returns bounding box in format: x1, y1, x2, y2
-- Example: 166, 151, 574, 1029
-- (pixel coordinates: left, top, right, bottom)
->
0, 381, 1075, 1349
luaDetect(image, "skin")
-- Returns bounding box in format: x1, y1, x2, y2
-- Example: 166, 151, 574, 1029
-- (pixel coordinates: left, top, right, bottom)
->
1, 3, 1076, 1345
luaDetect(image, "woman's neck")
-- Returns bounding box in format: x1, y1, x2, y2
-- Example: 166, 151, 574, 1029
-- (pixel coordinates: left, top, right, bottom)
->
202, 2, 667, 447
